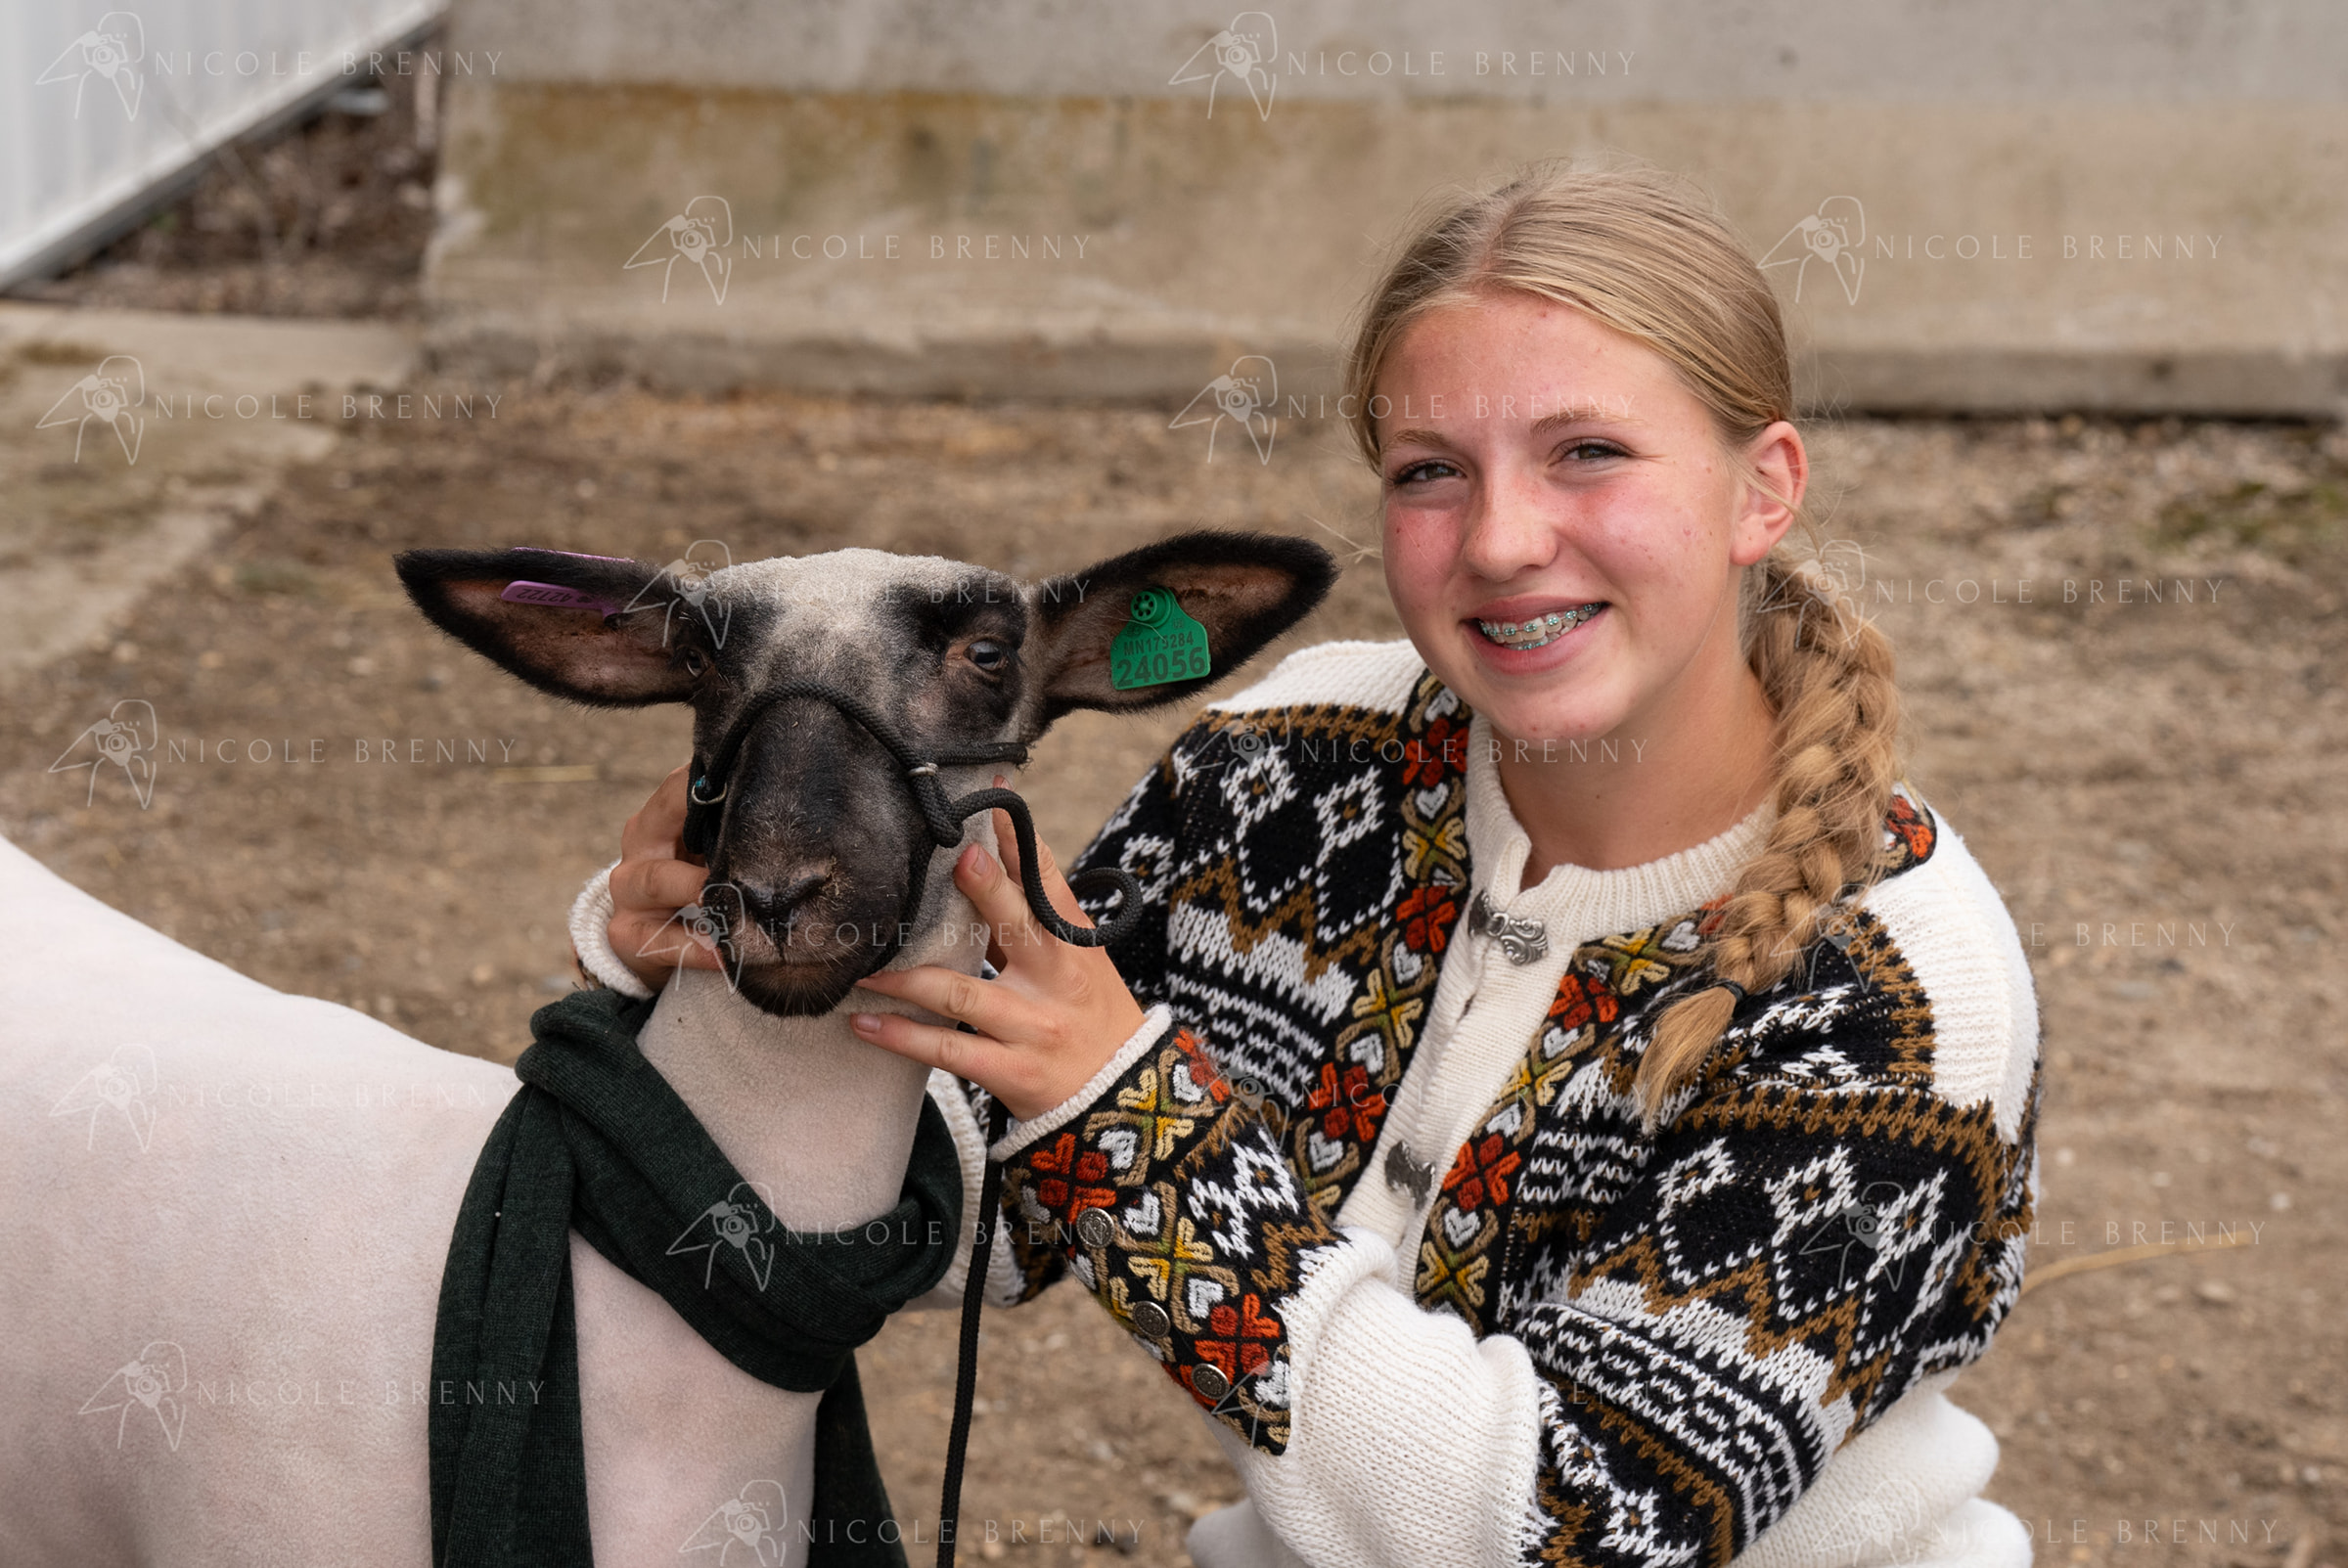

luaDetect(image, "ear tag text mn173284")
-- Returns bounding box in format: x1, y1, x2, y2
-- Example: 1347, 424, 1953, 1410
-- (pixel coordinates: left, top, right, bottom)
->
1109, 586, 1210, 691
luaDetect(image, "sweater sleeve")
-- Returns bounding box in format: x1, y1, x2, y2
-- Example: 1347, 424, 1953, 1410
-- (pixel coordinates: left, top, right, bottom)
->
996, 1008, 2039, 1567
566, 861, 657, 1000
976, 736, 1202, 1304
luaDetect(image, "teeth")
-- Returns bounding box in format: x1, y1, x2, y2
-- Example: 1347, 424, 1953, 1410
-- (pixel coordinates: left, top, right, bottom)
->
1477, 604, 1602, 650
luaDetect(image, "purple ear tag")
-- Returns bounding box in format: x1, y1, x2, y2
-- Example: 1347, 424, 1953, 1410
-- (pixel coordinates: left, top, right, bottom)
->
501, 580, 621, 615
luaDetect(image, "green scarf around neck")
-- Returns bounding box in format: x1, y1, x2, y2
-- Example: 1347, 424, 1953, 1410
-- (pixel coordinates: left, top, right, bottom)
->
429, 987, 964, 1567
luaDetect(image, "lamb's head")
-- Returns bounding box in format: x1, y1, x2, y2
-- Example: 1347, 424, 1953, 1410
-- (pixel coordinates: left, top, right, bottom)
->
395, 532, 1334, 1016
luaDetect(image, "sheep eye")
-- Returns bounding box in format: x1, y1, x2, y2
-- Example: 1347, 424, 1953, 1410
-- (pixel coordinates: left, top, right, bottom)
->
966, 640, 1008, 672
683, 649, 707, 677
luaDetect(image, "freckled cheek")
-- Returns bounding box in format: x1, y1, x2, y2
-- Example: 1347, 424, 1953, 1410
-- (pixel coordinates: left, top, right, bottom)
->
1582, 497, 1713, 600
1570, 516, 1656, 599
1381, 508, 1457, 595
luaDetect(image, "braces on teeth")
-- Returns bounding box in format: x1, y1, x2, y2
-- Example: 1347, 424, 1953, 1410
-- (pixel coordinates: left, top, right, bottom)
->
1478, 605, 1603, 647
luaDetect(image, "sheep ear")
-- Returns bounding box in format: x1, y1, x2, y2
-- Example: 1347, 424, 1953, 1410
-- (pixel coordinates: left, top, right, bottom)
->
1029, 530, 1336, 722
393, 548, 698, 706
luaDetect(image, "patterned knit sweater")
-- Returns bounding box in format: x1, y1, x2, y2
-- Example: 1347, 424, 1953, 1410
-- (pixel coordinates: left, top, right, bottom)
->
954, 641, 2041, 1568
570, 637, 2043, 1568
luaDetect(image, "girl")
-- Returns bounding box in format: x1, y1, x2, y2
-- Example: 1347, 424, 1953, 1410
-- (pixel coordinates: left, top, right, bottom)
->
574, 163, 2040, 1568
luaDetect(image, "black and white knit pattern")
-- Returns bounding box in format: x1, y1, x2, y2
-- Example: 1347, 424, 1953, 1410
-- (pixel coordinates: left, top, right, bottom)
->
945, 640, 2041, 1568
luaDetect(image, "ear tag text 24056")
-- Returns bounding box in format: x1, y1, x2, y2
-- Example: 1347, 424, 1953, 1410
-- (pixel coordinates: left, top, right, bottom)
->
1109, 586, 1210, 691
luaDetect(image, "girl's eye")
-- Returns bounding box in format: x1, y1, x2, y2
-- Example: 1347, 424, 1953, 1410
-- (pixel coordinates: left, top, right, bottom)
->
1558, 439, 1629, 463
1390, 458, 1465, 486
966, 640, 1009, 672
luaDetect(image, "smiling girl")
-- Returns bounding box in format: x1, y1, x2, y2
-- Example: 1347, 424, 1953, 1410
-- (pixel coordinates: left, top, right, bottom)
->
577, 163, 2040, 1568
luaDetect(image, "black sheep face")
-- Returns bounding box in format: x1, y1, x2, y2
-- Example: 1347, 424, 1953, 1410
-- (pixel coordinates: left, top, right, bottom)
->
396, 535, 1335, 1016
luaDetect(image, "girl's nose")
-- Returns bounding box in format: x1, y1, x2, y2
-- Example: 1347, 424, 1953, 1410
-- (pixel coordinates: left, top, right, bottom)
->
1458, 468, 1562, 582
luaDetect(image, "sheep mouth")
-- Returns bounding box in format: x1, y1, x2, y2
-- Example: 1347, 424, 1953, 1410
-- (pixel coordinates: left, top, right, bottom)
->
717, 942, 892, 1018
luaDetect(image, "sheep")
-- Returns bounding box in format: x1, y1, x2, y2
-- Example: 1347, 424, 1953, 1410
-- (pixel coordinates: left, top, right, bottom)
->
0, 532, 1332, 1567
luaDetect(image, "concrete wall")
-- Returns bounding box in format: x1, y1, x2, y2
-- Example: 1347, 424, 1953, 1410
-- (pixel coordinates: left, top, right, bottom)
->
423, 1, 2348, 414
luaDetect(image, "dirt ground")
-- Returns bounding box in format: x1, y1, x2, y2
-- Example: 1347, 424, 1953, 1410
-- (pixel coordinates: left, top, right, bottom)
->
2, 352, 2344, 1562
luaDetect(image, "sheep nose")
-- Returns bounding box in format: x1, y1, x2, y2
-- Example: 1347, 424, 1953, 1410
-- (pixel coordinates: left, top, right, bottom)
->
733, 871, 832, 930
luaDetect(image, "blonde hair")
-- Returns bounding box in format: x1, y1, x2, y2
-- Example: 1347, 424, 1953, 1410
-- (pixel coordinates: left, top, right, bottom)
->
1344, 160, 1903, 1131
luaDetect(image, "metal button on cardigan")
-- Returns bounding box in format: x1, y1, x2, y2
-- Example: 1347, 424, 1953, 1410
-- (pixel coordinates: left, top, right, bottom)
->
1191, 1364, 1231, 1401
1075, 1207, 1114, 1247
1128, 1300, 1171, 1338
1470, 889, 1550, 965
1382, 1142, 1433, 1204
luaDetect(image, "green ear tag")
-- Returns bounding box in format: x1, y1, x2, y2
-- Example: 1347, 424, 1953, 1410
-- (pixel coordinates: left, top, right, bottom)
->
1109, 586, 1212, 691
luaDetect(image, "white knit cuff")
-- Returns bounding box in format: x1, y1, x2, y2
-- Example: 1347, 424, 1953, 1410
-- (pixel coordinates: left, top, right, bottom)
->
988, 1003, 1174, 1161
567, 859, 656, 1001
904, 1070, 1027, 1311
1226, 1226, 1548, 1565
1738, 1370, 2004, 1568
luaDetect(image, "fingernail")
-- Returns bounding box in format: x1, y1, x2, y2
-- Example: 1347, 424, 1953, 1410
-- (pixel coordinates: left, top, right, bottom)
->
960, 844, 995, 875
849, 1012, 882, 1036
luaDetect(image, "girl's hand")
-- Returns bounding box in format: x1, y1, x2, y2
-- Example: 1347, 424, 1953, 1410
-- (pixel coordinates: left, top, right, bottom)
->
850, 804, 1147, 1122
603, 765, 726, 993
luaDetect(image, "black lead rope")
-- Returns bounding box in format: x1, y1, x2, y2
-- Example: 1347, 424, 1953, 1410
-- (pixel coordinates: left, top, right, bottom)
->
679, 679, 1143, 950
936, 1091, 1009, 1567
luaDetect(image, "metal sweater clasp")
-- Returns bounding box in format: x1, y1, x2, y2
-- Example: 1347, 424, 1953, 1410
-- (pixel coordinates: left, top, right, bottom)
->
1470, 890, 1550, 965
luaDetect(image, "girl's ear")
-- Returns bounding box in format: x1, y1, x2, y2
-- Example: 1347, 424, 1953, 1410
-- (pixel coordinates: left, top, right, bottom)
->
1730, 421, 1809, 566
394, 548, 700, 706
1027, 530, 1336, 722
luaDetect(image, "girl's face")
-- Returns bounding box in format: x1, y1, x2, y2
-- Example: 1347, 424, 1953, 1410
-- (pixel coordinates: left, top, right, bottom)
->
1376, 292, 1804, 748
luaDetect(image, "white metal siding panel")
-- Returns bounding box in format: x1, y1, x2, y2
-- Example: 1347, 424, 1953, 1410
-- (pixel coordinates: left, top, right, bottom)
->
2, 0, 448, 287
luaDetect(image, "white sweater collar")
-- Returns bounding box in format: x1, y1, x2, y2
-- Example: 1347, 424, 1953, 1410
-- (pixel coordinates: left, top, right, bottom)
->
1463, 712, 1775, 952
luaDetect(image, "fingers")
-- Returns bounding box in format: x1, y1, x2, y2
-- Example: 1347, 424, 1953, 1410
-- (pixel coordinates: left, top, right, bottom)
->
953, 839, 1043, 953
609, 767, 712, 988
620, 764, 700, 865
848, 1003, 1065, 1121
989, 804, 1021, 879
846, 1009, 1010, 1086
856, 963, 1039, 1045
1026, 829, 1095, 928
610, 854, 707, 919
610, 908, 725, 975
981, 806, 1094, 934
609, 854, 720, 983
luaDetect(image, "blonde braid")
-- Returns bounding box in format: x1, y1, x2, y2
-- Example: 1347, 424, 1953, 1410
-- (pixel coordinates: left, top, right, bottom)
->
1631, 556, 1904, 1131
